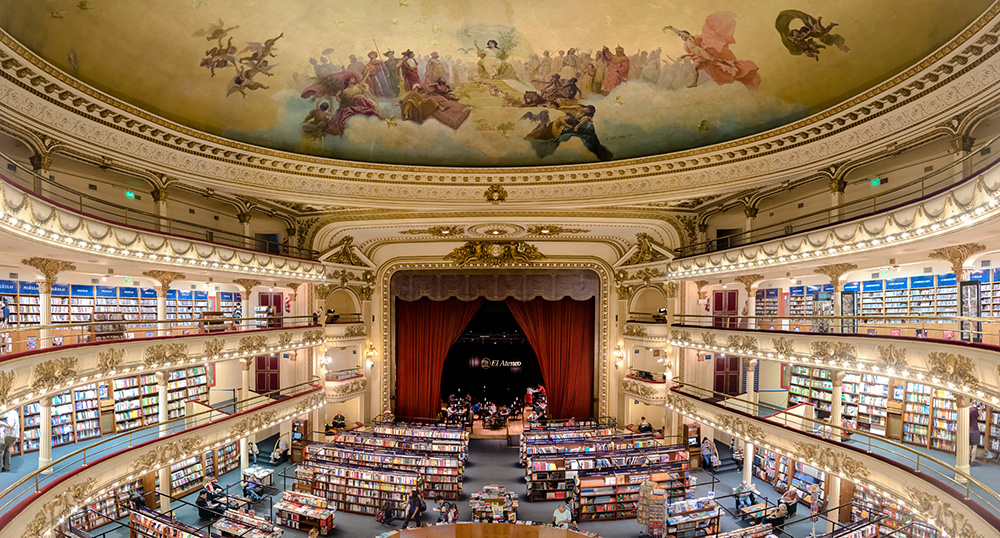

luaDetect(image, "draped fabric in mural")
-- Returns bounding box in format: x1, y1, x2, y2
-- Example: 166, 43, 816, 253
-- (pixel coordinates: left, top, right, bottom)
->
391, 270, 599, 301
0, 1, 990, 166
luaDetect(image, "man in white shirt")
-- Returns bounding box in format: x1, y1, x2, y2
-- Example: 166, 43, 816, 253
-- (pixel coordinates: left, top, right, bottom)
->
552, 503, 573, 528
1, 408, 18, 472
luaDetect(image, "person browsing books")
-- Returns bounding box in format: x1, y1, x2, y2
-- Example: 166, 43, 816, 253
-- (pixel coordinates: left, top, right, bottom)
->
553, 503, 573, 527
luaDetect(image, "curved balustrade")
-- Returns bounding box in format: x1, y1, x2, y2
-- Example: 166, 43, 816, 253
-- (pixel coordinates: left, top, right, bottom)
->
665, 315, 1000, 407
666, 382, 1000, 538
0, 317, 325, 419
0, 379, 325, 538
0, 167, 328, 281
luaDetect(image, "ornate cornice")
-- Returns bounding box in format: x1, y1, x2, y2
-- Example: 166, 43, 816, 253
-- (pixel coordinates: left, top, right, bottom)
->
444, 241, 545, 267
233, 279, 262, 292
734, 274, 765, 294
30, 357, 77, 392
928, 242, 987, 278
21, 257, 76, 281
813, 263, 859, 292
141, 270, 185, 297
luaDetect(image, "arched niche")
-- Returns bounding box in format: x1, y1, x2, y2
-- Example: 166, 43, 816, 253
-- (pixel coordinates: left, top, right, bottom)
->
325, 288, 361, 314
630, 286, 668, 315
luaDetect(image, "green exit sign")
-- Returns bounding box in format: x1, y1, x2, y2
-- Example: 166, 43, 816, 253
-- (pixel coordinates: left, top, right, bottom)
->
870, 177, 887, 186
124, 278, 132, 284
125, 190, 136, 199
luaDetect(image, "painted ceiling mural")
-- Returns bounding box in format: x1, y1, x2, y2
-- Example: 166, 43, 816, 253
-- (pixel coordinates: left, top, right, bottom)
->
0, 1, 991, 167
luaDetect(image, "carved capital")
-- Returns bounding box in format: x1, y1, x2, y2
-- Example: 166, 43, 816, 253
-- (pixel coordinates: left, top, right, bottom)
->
743, 205, 759, 219
315, 283, 338, 302
237, 211, 253, 224
928, 243, 986, 279
950, 134, 975, 154
142, 270, 186, 297
29, 152, 52, 172
151, 186, 168, 203
828, 177, 848, 194
734, 274, 765, 294
813, 263, 859, 293
22, 257, 76, 282
233, 279, 262, 293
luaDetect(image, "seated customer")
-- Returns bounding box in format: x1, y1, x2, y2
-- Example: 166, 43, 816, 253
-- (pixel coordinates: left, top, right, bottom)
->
780, 488, 800, 516
204, 476, 225, 502
379, 499, 398, 527
734, 481, 756, 514
754, 502, 788, 526
196, 491, 222, 520
270, 440, 288, 464
244, 474, 264, 503
332, 412, 347, 429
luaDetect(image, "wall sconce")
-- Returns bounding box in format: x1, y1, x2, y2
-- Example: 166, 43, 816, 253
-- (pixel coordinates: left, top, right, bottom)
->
613, 344, 625, 369
366, 359, 375, 370
365, 343, 378, 369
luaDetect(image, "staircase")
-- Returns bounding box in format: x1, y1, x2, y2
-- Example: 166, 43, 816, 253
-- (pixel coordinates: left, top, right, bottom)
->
712, 440, 741, 474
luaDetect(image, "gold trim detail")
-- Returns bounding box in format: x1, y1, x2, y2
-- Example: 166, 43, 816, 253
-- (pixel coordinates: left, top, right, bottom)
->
129, 436, 205, 473
330, 376, 368, 398
0, 370, 14, 407
927, 351, 979, 389
809, 341, 856, 362
669, 330, 691, 342
23, 478, 96, 538
444, 241, 544, 267
31, 357, 78, 392
716, 415, 766, 444
875, 344, 908, 370
727, 335, 758, 353
204, 339, 226, 357
665, 393, 696, 415
344, 325, 367, 337
238, 335, 268, 355
484, 184, 508, 204
143, 343, 188, 368
701, 332, 717, 347
399, 225, 466, 236
229, 410, 278, 438
95, 348, 126, 374
233, 279, 262, 292
792, 442, 872, 480
623, 324, 647, 337
905, 487, 985, 538
772, 337, 795, 356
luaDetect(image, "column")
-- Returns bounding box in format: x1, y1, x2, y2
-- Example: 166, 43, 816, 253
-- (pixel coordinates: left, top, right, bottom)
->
29, 151, 51, 196
238, 211, 253, 249
742, 442, 754, 485
239, 437, 249, 472
813, 264, 858, 334
745, 359, 758, 407
956, 396, 971, 482
157, 372, 169, 436
826, 475, 842, 532
38, 279, 52, 350
233, 280, 261, 331
240, 359, 251, 413
952, 135, 975, 182
152, 188, 169, 233
734, 275, 763, 330
743, 204, 758, 244
829, 177, 847, 221
159, 466, 171, 512
141, 271, 186, 336
831, 371, 845, 441
38, 399, 52, 473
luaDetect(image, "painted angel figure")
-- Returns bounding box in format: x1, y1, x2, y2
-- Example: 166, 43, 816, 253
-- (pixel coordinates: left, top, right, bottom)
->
775, 10, 850, 61
665, 11, 760, 90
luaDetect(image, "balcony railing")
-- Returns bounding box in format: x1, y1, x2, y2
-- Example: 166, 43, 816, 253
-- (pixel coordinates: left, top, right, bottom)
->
676, 133, 1000, 257
0, 150, 320, 260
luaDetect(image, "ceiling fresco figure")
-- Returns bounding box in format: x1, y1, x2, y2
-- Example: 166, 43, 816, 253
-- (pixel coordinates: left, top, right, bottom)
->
665, 11, 760, 90
775, 10, 850, 61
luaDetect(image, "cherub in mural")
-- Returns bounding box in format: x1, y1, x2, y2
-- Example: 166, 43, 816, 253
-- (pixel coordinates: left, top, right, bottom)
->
227, 66, 270, 98
775, 10, 849, 61
239, 33, 284, 78
521, 105, 613, 161
300, 71, 384, 136
665, 12, 760, 90
200, 37, 237, 77
474, 39, 515, 80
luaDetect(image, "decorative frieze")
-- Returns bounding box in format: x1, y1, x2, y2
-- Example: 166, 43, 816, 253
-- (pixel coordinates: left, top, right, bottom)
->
772, 337, 795, 356
23, 478, 96, 538
875, 344, 908, 370
238, 335, 268, 355
203, 338, 225, 357
344, 325, 367, 337
228, 410, 279, 438
727, 335, 758, 353
716, 415, 766, 444
30, 357, 78, 392
143, 343, 188, 368
905, 487, 985, 538
95, 348, 126, 374
809, 341, 857, 362
623, 324, 647, 337
445, 241, 544, 267
129, 436, 205, 473
927, 351, 980, 389
792, 442, 872, 480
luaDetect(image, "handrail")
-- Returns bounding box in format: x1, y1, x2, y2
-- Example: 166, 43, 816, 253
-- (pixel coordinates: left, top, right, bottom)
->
0, 150, 320, 260
676, 132, 1000, 257
0, 378, 322, 516
667, 380, 1000, 524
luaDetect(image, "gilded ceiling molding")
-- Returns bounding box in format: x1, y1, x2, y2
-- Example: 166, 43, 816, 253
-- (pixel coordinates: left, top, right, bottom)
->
399, 225, 466, 236
30, 357, 77, 392
809, 341, 857, 363
634, 268, 665, 284
21, 257, 75, 292
875, 344, 908, 370
928, 242, 986, 278
228, 410, 279, 438
625, 233, 671, 265
141, 270, 186, 297
525, 225, 589, 235
233, 279, 262, 292
327, 236, 365, 266
926, 351, 980, 389
484, 184, 508, 204
0, 370, 14, 407
444, 241, 545, 267
734, 274, 765, 294
0, 10, 998, 205
95, 348, 126, 374
22, 478, 97, 538
904, 487, 985, 538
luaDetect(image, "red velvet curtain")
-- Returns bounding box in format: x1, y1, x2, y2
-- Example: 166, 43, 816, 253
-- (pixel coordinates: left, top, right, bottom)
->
505, 297, 594, 419
395, 297, 484, 419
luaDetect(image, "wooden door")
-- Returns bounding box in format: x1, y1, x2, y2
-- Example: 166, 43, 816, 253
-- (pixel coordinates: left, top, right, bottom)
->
713, 354, 741, 396
255, 354, 280, 393
257, 292, 284, 327
712, 290, 738, 328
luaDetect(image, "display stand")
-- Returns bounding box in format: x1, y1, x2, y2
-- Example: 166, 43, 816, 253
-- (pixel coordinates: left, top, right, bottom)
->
661, 497, 720, 538
291, 420, 309, 463
215, 509, 283, 538
638, 480, 667, 537
274, 491, 335, 535
469, 485, 518, 523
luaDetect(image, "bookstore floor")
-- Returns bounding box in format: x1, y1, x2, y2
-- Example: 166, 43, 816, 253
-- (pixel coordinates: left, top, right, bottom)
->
68, 438, 843, 538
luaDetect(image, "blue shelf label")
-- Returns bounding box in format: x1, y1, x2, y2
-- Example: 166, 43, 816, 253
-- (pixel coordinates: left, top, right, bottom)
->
909, 275, 934, 289
96, 285, 117, 298
220, 292, 233, 301
51, 283, 68, 296
193, 291, 208, 301
885, 278, 908, 291
166, 289, 177, 299
177, 290, 192, 300
71, 284, 94, 297
969, 270, 991, 283
0, 280, 15, 294
789, 286, 804, 296
19, 281, 39, 295
755, 289, 765, 299
843, 282, 860, 292
765, 288, 780, 298
140, 288, 157, 299
119, 287, 139, 298
937, 273, 957, 287
806, 285, 821, 294
862, 280, 884, 291
822, 284, 834, 293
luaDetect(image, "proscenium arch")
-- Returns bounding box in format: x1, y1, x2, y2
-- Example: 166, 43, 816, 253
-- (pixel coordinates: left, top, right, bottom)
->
375, 260, 615, 419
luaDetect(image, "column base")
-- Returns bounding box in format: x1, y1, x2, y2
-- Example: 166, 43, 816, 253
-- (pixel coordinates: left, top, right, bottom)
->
956, 465, 971, 483
39, 459, 52, 474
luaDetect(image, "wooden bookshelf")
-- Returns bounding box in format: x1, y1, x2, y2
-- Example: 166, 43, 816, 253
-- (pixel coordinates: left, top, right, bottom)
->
333, 430, 467, 460
664, 497, 720, 538
576, 463, 689, 521
307, 442, 463, 499
295, 460, 419, 516
518, 427, 617, 464
274, 491, 335, 534
851, 485, 937, 538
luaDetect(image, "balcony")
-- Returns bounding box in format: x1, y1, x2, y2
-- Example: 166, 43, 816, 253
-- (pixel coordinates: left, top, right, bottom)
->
620, 372, 667, 405
324, 367, 368, 403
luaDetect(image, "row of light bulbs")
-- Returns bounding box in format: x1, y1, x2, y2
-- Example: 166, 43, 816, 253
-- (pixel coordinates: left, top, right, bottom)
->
663, 400, 940, 531
0, 336, 325, 418
667, 196, 999, 279
669, 338, 999, 406
0, 213, 327, 280
49, 399, 327, 533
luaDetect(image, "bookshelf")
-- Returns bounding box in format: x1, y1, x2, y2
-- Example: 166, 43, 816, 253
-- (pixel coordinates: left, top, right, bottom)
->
717, 525, 773, 538
169, 455, 204, 496
67, 477, 145, 532
930, 388, 957, 452
855, 374, 889, 435
754, 288, 781, 325
638, 480, 667, 537
73, 384, 101, 441
664, 497, 720, 538
851, 485, 937, 538
789, 461, 825, 509
295, 460, 420, 516
70, 284, 95, 324
274, 491, 336, 534
751, 447, 777, 484
139, 288, 158, 328
307, 442, 463, 500
576, 463, 689, 521
335, 427, 468, 460
520, 430, 655, 464
519, 427, 617, 463
216, 510, 283, 538
130, 508, 205, 538
21, 391, 75, 453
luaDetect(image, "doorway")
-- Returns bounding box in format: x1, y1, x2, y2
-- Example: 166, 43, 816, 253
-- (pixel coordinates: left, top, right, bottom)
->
257, 291, 284, 327
713, 354, 741, 396
712, 289, 738, 328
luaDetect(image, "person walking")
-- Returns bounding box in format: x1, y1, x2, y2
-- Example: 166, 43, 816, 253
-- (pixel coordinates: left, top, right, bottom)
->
700, 437, 718, 474
249, 440, 259, 464
400, 490, 421, 528
1, 408, 18, 472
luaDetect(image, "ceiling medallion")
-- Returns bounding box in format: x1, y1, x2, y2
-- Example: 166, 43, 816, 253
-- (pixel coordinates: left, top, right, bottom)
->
467, 223, 525, 238
444, 241, 545, 267
484, 184, 508, 204
399, 225, 465, 236
525, 225, 590, 236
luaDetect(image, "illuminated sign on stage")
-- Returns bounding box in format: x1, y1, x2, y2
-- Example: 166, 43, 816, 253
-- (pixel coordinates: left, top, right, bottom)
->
480, 358, 522, 369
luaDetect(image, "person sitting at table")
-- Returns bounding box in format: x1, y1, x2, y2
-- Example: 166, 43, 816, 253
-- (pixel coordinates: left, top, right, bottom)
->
243, 474, 264, 503
270, 440, 288, 464
204, 476, 225, 502
734, 481, 756, 515
196, 491, 223, 520
780, 487, 800, 516
754, 501, 788, 526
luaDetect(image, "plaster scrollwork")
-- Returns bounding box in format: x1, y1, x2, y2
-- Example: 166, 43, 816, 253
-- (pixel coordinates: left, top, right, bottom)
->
445, 241, 545, 267
926, 351, 980, 389
278, 332, 294, 347
129, 436, 205, 474
0, 370, 14, 407
809, 341, 857, 362
633, 268, 664, 284
669, 330, 691, 342
875, 344, 908, 370
203, 338, 226, 357
30, 357, 78, 392
238, 335, 268, 355
348, 284, 373, 301
314, 283, 337, 301
623, 324, 647, 337
715, 415, 766, 444
22, 478, 97, 538
294, 393, 326, 415
771, 337, 795, 356
621, 378, 661, 400
904, 487, 985, 538
700, 332, 717, 347
330, 376, 368, 398
95, 348, 126, 374
143, 343, 188, 368
229, 410, 279, 438
344, 325, 367, 337
726, 334, 758, 353
791, 442, 872, 481
303, 329, 326, 341
665, 393, 696, 415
